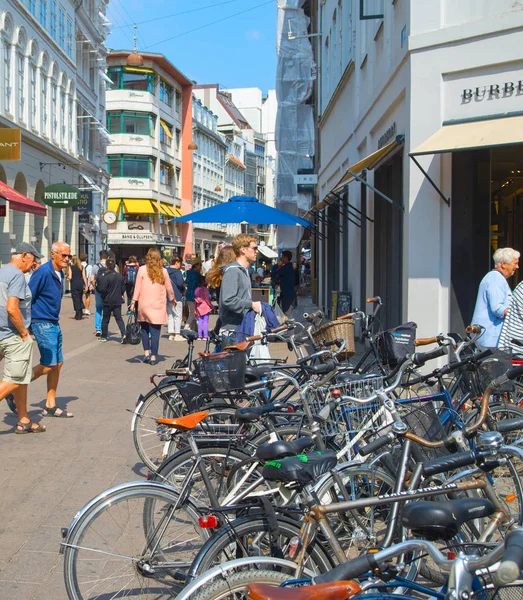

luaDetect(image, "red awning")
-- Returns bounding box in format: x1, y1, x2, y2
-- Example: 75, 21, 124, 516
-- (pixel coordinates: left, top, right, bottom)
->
0, 181, 47, 216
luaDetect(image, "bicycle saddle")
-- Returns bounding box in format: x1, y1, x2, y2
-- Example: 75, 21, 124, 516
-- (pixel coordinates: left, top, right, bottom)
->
262, 450, 337, 485
244, 364, 274, 381
255, 437, 315, 461
401, 498, 494, 541
180, 329, 198, 342
236, 402, 287, 423
248, 581, 361, 600
336, 372, 382, 383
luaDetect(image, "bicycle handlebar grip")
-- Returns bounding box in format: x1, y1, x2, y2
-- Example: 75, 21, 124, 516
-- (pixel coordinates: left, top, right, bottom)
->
496, 416, 523, 434
324, 338, 343, 348
465, 324, 482, 334
269, 324, 288, 334
415, 337, 438, 347
421, 450, 476, 477
359, 432, 396, 457
366, 297, 381, 304
337, 313, 354, 320
314, 555, 376, 584
412, 345, 448, 367
494, 529, 523, 587
303, 311, 323, 322
506, 364, 523, 380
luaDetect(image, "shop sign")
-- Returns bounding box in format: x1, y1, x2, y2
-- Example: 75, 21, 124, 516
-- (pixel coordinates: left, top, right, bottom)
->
42, 183, 80, 208
378, 122, 396, 149
72, 191, 93, 212
0, 128, 21, 161
443, 64, 523, 122
108, 232, 159, 244
78, 213, 90, 224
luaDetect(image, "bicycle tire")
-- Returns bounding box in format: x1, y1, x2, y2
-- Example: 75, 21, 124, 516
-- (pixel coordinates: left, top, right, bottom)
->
63, 483, 208, 600
190, 569, 290, 600
133, 383, 185, 471
189, 514, 334, 581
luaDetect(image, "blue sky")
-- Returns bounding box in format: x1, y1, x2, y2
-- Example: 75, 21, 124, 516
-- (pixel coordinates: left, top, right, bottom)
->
107, 0, 277, 92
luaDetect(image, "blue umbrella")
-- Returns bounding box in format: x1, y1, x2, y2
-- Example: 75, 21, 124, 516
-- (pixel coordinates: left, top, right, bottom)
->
171, 196, 313, 227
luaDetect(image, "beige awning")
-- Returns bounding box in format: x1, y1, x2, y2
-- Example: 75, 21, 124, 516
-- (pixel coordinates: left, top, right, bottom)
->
410, 115, 523, 156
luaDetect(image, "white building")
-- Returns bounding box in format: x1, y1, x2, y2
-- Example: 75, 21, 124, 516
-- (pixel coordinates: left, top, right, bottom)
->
105, 51, 193, 263
0, 0, 109, 264
312, 0, 523, 335
192, 96, 227, 260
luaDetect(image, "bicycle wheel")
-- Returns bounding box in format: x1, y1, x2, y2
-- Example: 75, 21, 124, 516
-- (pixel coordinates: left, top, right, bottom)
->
189, 515, 333, 580
63, 483, 208, 600
150, 445, 260, 507
133, 384, 185, 471
191, 569, 290, 600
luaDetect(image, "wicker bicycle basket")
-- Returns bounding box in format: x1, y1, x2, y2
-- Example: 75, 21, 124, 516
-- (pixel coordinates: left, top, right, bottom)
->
312, 319, 356, 357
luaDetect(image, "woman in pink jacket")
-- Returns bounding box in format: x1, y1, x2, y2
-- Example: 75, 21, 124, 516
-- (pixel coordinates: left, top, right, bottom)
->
194, 277, 214, 340
130, 248, 175, 365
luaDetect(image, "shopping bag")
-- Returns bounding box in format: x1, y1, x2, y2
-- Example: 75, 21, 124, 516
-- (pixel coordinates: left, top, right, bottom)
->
126, 312, 142, 345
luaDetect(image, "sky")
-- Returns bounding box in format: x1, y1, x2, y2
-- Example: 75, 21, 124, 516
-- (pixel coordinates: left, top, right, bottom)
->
106, 0, 277, 93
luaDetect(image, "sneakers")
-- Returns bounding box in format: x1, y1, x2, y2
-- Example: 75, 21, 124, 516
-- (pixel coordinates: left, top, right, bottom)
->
197, 337, 203, 341
121, 336, 127, 344
99, 337, 108, 342
83, 309, 91, 316
95, 331, 101, 337
168, 334, 176, 341
173, 334, 185, 342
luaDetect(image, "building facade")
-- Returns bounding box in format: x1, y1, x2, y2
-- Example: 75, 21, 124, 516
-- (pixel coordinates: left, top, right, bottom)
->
105, 51, 193, 263
0, 0, 109, 265
312, 0, 523, 336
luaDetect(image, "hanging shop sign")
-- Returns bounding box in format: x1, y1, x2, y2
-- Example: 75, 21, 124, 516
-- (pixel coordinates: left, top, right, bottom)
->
78, 213, 90, 224
42, 184, 81, 208
72, 191, 93, 212
0, 128, 21, 161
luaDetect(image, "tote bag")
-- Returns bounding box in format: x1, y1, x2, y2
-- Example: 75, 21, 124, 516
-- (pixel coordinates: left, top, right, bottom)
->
126, 311, 142, 345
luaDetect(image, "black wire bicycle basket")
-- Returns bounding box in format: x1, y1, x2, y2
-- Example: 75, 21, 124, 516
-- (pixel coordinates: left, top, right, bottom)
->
472, 585, 523, 600
476, 349, 514, 394
194, 351, 247, 393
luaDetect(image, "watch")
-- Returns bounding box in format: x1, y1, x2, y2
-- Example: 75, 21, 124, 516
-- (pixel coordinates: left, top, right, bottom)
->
103, 211, 117, 225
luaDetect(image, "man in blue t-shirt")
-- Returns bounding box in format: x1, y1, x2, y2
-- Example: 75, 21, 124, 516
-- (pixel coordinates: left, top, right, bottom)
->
0, 242, 45, 433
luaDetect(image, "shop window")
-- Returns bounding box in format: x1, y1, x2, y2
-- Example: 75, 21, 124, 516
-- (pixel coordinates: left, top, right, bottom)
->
107, 66, 156, 93
159, 79, 172, 106
108, 155, 152, 178
107, 111, 153, 135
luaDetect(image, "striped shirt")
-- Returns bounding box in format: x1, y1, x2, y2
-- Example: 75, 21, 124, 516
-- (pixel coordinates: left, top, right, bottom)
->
499, 281, 523, 357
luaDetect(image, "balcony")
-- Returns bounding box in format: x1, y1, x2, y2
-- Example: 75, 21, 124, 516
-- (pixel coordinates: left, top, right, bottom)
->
109, 177, 154, 194
108, 133, 157, 153
106, 89, 156, 112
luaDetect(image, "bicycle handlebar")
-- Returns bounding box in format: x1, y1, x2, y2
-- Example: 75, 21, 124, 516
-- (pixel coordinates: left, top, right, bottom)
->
466, 324, 483, 335
494, 529, 523, 587
303, 311, 323, 322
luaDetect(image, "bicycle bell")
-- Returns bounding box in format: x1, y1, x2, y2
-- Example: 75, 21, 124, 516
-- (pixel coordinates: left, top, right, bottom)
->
476, 431, 503, 454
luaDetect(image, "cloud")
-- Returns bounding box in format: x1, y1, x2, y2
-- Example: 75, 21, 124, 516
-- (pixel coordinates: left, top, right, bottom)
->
246, 29, 263, 41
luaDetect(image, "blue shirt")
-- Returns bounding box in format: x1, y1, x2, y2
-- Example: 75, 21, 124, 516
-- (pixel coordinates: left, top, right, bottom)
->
166, 267, 185, 301
29, 260, 64, 323
471, 270, 511, 347
277, 262, 295, 297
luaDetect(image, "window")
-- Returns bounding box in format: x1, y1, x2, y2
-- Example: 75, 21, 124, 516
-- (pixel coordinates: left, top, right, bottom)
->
51, 82, 57, 139
107, 111, 153, 135
40, 73, 47, 133
108, 155, 152, 178
66, 18, 72, 57
68, 97, 73, 146
160, 161, 173, 186
175, 89, 182, 113
107, 66, 156, 93
18, 54, 25, 121
39, 0, 47, 28
58, 6, 65, 49
28, 0, 36, 16
159, 79, 172, 106
49, 0, 56, 39
175, 128, 181, 150
77, 105, 92, 159
3, 41, 11, 114
60, 88, 65, 144
30, 64, 36, 128
159, 120, 172, 146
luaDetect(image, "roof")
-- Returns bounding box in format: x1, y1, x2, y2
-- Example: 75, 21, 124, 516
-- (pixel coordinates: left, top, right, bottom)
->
108, 51, 193, 87
193, 84, 250, 129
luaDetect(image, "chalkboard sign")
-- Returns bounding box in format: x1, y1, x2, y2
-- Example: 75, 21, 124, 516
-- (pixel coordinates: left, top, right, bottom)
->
333, 291, 352, 319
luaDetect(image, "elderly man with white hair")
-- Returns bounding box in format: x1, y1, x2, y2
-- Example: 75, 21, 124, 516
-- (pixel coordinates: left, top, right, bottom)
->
471, 247, 520, 348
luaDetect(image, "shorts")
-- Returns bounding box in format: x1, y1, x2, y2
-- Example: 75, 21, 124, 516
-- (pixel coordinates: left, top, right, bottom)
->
31, 322, 63, 367
0, 335, 34, 384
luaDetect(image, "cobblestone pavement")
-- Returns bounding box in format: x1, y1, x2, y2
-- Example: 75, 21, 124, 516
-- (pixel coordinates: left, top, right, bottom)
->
0, 295, 317, 599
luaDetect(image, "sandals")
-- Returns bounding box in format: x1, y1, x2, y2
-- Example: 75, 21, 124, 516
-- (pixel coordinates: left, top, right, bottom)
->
15, 420, 46, 434
43, 406, 74, 418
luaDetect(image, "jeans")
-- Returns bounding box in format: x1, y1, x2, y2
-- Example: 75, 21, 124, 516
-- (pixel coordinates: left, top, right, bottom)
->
102, 304, 125, 339
140, 322, 161, 356
198, 314, 209, 338
167, 301, 183, 334
124, 283, 134, 307
95, 291, 103, 332
185, 300, 196, 330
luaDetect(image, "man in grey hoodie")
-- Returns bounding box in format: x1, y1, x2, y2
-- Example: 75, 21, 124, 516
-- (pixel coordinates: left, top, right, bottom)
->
219, 234, 262, 333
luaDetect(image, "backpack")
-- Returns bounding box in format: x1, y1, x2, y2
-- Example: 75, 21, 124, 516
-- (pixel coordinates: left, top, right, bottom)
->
126, 265, 137, 285
94, 263, 107, 290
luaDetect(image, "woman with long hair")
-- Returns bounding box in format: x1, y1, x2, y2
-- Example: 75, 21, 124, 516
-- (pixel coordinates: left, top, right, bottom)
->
67, 255, 88, 320
206, 245, 236, 335
130, 248, 175, 365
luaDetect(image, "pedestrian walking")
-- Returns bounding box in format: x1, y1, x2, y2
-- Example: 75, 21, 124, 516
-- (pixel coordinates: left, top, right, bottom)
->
194, 277, 213, 340
185, 258, 202, 331
67, 255, 88, 320
28, 241, 73, 418
123, 255, 138, 310
166, 255, 185, 341
130, 248, 175, 365
90, 249, 109, 337
0, 243, 46, 433
471, 247, 520, 348
79, 253, 92, 315
97, 259, 126, 343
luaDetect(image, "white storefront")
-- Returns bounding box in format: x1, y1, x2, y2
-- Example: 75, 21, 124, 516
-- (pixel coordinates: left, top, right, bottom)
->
314, 0, 523, 336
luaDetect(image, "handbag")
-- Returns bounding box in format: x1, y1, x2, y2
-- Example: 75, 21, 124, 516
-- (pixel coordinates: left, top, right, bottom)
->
126, 311, 142, 345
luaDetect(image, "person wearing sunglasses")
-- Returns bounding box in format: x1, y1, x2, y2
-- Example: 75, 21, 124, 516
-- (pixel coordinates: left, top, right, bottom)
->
27, 241, 73, 418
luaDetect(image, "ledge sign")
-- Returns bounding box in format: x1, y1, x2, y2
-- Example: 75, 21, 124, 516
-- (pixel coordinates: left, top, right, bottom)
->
43, 183, 81, 208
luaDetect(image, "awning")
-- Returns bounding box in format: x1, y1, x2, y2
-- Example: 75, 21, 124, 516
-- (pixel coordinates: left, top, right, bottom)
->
173, 207, 183, 217
159, 202, 175, 216
0, 181, 47, 216
410, 115, 523, 156
123, 199, 156, 214
159, 119, 173, 139
108, 199, 121, 212
227, 155, 246, 169
124, 67, 155, 75
258, 245, 278, 259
